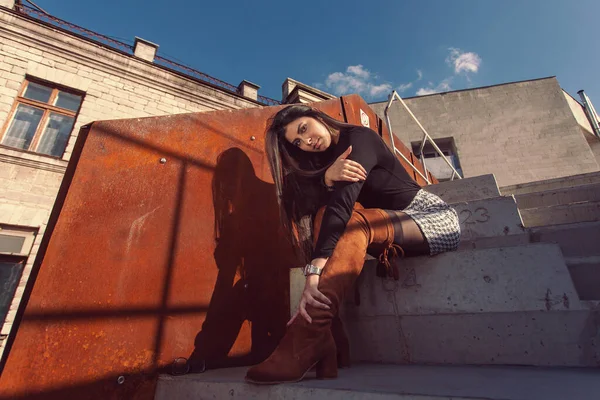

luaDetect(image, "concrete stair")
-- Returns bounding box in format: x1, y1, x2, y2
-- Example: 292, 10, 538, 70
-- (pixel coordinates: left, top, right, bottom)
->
501, 170, 600, 196
288, 175, 600, 368
519, 201, 600, 227
424, 173, 500, 203
157, 173, 600, 399
530, 221, 600, 300
501, 173, 600, 228
155, 364, 600, 400
501, 173, 600, 300
341, 244, 598, 367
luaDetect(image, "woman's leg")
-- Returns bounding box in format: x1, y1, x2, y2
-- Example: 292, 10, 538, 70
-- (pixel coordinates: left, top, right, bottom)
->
313, 206, 353, 368
246, 208, 397, 384
384, 210, 430, 257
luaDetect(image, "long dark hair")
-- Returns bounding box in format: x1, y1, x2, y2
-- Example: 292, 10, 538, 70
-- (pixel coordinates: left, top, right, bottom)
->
265, 105, 357, 263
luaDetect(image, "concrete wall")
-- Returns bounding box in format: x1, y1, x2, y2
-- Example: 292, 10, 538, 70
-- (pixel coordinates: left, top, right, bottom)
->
563, 91, 600, 166
370, 77, 599, 187
0, 8, 261, 355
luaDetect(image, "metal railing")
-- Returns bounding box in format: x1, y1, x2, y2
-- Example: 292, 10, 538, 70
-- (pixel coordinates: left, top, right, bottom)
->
384, 90, 462, 184
16, 2, 281, 107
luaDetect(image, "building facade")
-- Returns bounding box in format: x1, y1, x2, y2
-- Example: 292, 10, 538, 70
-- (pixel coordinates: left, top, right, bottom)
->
0, 2, 276, 356
370, 77, 600, 186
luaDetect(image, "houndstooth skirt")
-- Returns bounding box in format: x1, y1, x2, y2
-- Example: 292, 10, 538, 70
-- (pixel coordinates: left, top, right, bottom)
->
402, 189, 461, 255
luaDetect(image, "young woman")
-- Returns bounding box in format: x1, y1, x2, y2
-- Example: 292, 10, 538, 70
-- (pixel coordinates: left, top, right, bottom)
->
245, 105, 460, 384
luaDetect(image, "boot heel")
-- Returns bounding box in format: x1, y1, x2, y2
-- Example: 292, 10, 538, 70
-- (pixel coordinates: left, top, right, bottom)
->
316, 350, 338, 379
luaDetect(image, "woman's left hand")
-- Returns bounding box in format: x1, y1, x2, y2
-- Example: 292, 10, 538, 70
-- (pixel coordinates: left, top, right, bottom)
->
324, 146, 368, 187
287, 274, 331, 325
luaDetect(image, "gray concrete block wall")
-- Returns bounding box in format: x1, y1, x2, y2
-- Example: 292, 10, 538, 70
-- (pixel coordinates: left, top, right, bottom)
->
370, 78, 599, 187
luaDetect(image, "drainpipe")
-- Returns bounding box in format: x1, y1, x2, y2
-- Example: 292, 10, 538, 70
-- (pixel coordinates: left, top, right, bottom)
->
578, 90, 600, 139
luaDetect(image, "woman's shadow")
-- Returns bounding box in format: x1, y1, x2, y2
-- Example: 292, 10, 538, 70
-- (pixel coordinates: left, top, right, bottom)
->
186, 147, 297, 372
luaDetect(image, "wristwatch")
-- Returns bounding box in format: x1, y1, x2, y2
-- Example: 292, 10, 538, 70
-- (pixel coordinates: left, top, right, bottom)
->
303, 264, 323, 276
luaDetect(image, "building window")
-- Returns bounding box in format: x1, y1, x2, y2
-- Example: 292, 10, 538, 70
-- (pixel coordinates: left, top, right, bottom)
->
0, 256, 25, 325
412, 137, 463, 181
0, 226, 36, 325
1, 79, 84, 158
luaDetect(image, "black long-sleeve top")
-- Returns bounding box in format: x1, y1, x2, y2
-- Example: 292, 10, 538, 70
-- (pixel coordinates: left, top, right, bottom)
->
311, 126, 421, 260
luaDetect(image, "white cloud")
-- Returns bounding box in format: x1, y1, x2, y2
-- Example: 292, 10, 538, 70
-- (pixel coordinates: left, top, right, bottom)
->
346, 65, 370, 79
322, 64, 392, 99
369, 83, 393, 97
397, 82, 413, 92
446, 48, 482, 74
414, 48, 481, 96
396, 70, 423, 93
415, 78, 453, 96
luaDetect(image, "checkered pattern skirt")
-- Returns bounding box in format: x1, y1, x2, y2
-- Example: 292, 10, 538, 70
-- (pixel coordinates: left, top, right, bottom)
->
402, 189, 461, 255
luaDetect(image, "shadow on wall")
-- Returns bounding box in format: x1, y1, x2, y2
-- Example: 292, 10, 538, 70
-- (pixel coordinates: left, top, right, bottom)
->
186, 147, 293, 372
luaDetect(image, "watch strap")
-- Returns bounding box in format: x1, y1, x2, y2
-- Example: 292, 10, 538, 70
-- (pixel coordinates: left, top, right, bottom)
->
303, 264, 323, 276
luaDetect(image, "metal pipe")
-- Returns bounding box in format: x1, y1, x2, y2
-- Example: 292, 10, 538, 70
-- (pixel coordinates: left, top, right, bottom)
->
418, 133, 428, 178
384, 91, 462, 181
578, 90, 600, 139
384, 92, 431, 184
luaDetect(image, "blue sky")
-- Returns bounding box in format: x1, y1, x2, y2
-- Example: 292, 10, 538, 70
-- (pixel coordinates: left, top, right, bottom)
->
32, 0, 599, 104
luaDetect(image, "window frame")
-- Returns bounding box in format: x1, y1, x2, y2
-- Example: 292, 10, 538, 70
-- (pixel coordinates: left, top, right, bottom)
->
0, 225, 37, 257
0, 77, 85, 159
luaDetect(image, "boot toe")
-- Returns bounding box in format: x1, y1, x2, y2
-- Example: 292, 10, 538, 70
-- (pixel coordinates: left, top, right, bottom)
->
245, 363, 283, 384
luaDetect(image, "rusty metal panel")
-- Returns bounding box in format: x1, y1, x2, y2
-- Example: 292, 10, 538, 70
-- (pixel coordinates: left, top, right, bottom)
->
0, 96, 434, 400
0, 105, 307, 399
410, 152, 429, 186
339, 94, 432, 186
379, 120, 421, 184
340, 95, 379, 131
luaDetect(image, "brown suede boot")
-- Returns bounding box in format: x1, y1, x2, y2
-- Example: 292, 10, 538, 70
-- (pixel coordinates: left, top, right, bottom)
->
331, 314, 351, 368
313, 206, 354, 369
245, 208, 399, 384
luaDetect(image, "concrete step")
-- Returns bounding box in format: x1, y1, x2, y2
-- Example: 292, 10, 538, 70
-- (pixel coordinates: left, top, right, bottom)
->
529, 221, 600, 300
450, 195, 525, 243
501, 170, 600, 196
529, 220, 600, 258
520, 201, 600, 227
424, 174, 500, 203
339, 244, 599, 367
345, 244, 582, 317
566, 257, 600, 301
343, 309, 597, 367
514, 182, 600, 209
155, 364, 600, 400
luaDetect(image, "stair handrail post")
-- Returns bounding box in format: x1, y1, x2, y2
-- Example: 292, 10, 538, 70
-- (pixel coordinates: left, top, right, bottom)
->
384, 91, 463, 181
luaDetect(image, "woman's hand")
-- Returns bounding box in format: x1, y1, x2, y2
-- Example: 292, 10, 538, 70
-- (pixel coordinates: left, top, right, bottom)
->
324, 146, 368, 187
287, 274, 332, 325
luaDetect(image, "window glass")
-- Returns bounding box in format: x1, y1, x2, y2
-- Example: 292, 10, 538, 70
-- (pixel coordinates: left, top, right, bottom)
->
2, 104, 44, 150
0, 259, 25, 325
55, 91, 82, 112
0, 235, 26, 253
22, 82, 52, 103
37, 113, 75, 157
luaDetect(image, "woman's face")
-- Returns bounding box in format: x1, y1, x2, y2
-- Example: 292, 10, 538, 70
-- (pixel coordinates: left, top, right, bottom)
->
283, 117, 333, 153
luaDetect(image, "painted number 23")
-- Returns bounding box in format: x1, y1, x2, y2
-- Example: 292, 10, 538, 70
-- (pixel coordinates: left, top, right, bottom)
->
460, 207, 490, 224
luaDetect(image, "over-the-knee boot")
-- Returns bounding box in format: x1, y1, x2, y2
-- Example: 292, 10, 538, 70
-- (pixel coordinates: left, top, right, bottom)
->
313, 206, 354, 368
245, 209, 400, 384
